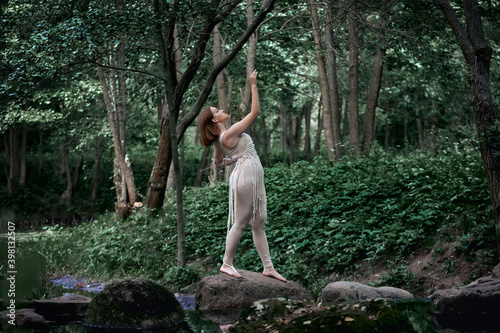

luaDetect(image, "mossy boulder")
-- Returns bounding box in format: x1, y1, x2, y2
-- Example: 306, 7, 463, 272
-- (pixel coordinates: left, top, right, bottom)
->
229, 298, 295, 332
230, 298, 435, 333
196, 270, 313, 312
33, 293, 91, 323
84, 277, 185, 330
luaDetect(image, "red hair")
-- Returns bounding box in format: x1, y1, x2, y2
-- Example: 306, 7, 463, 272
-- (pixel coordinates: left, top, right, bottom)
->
198, 106, 220, 147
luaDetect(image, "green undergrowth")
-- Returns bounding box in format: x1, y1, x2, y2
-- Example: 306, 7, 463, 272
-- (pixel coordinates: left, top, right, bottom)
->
34, 142, 497, 296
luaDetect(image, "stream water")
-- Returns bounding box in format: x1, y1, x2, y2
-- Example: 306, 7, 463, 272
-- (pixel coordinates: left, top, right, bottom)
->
0, 228, 454, 333
0, 230, 231, 333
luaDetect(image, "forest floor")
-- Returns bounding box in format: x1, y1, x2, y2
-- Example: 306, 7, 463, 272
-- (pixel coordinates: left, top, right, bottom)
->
345, 240, 492, 297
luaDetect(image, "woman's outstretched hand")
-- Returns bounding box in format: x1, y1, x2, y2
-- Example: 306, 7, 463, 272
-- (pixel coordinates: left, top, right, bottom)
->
248, 69, 258, 87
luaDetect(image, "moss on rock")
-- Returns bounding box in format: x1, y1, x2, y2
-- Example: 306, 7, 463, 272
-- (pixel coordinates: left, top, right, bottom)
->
230, 298, 435, 333
84, 277, 185, 330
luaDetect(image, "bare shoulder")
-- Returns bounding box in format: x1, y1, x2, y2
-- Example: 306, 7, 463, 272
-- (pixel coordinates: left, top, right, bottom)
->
221, 130, 240, 150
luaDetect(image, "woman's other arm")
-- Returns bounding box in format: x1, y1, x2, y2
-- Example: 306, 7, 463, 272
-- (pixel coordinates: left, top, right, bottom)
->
213, 146, 233, 168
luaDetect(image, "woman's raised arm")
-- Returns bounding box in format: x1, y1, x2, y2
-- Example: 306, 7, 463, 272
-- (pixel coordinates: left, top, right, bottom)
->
222, 69, 260, 150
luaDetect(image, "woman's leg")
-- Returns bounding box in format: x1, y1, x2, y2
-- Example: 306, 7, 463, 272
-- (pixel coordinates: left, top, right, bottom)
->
222, 213, 250, 269
251, 213, 273, 271
251, 214, 287, 282
220, 179, 253, 278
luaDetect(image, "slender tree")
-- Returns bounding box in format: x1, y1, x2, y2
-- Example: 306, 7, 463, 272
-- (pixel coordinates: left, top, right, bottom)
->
238, 0, 259, 120
362, 12, 386, 156
348, 0, 360, 156
325, 0, 342, 159
309, 0, 336, 161
438, 0, 500, 243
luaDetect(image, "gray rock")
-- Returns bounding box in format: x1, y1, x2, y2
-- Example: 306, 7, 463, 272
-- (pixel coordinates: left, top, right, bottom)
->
15, 308, 50, 331
492, 262, 500, 278
33, 293, 91, 323
431, 277, 500, 332
321, 281, 414, 303
84, 277, 185, 330
377, 286, 414, 299
195, 270, 313, 322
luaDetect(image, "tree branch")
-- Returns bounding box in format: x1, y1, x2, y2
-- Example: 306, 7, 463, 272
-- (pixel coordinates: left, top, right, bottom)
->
176, 0, 277, 140
436, 0, 475, 64
94, 61, 166, 82
464, 0, 488, 50
172, 0, 244, 114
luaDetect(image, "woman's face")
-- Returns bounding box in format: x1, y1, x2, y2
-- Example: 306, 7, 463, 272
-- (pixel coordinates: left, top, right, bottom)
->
211, 107, 229, 124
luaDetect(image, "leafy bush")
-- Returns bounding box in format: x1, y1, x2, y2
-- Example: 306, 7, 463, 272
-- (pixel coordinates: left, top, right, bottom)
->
35, 141, 496, 293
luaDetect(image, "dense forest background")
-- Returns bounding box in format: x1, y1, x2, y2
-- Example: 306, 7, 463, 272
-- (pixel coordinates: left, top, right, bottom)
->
1, 0, 499, 295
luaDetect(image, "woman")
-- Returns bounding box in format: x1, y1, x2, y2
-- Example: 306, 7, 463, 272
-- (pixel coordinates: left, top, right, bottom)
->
198, 69, 286, 282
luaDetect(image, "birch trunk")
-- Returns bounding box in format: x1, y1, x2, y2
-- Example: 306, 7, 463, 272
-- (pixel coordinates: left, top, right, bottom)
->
309, 0, 335, 161
348, 0, 360, 156
325, 1, 342, 159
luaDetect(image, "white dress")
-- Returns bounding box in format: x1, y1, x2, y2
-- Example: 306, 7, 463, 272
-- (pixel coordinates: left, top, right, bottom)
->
214, 132, 267, 232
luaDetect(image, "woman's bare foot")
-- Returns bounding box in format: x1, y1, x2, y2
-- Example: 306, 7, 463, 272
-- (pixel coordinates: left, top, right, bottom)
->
220, 264, 242, 278
262, 269, 287, 282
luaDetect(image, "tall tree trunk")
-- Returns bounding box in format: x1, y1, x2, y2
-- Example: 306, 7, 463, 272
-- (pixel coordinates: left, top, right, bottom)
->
96, 0, 137, 219
238, 0, 258, 121
362, 16, 385, 156
325, 1, 342, 159
19, 123, 27, 187
261, 116, 269, 166
60, 139, 73, 203
4, 135, 12, 197
214, 23, 232, 114
209, 162, 217, 186
342, 97, 349, 140
97, 56, 137, 211
314, 102, 323, 157
194, 147, 211, 187
167, 163, 175, 191
147, 108, 173, 207
214, 21, 235, 184
294, 106, 304, 152
91, 136, 103, 202
153, 0, 186, 266
280, 101, 287, 163
384, 114, 389, 154
439, 0, 500, 245
289, 114, 296, 164
168, 92, 186, 267
309, 0, 335, 161
348, 0, 360, 157
38, 129, 43, 172
9, 126, 19, 182
303, 102, 312, 161
72, 153, 83, 190
416, 109, 426, 149
404, 116, 409, 155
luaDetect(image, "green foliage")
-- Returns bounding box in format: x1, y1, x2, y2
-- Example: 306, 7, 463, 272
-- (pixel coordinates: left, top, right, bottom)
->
373, 265, 417, 290
33, 142, 496, 294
